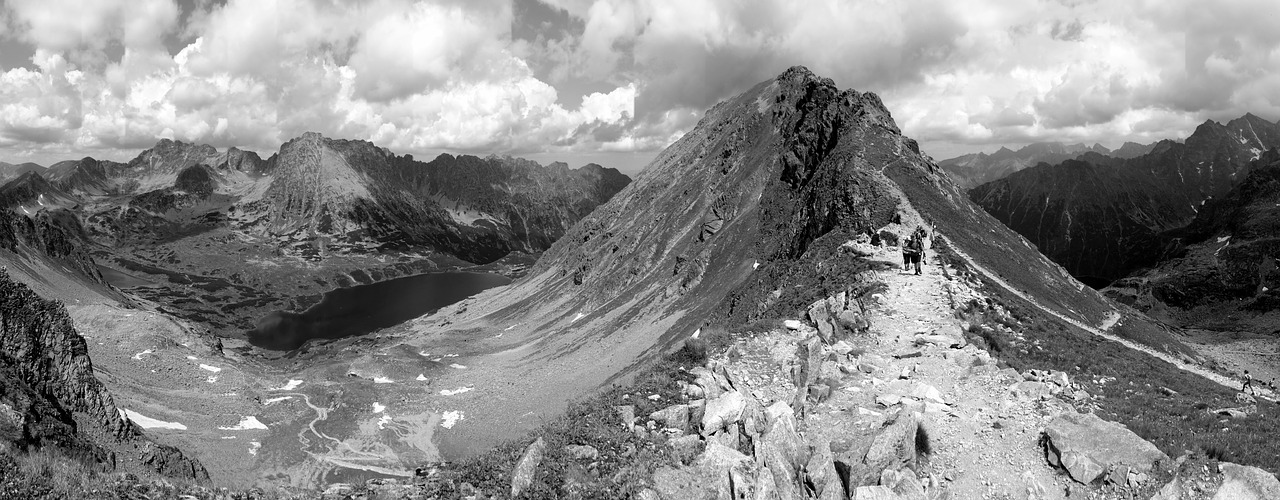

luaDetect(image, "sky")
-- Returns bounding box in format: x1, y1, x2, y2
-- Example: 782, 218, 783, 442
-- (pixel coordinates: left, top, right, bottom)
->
1, 0, 1279, 175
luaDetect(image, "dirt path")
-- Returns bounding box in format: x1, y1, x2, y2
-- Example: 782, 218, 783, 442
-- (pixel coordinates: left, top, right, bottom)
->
938, 234, 1273, 400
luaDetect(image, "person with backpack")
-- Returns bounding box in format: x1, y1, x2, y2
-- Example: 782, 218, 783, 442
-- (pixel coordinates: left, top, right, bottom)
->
904, 227, 925, 275
1243, 370, 1257, 395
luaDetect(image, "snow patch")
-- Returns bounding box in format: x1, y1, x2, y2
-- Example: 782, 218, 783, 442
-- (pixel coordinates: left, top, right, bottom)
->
218, 416, 268, 431
373, 377, 394, 384
571, 312, 586, 323
1218, 236, 1230, 243
220, 436, 237, 440
503, 323, 521, 331
377, 415, 393, 430
206, 376, 218, 384
274, 379, 303, 391
199, 364, 222, 373
440, 411, 463, 429
752, 260, 759, 270
450, 363, 467, 369
132, 349, 153, 360
372, 403, 386, 413
416, 374, 428, 381
248, 441, 261, 456
119, 409, 187, 430
439, 387, 473, 396
186, 355, 197, 360
264, 396, 292, 405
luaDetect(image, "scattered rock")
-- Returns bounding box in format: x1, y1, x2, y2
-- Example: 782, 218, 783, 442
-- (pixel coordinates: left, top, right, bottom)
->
510, 437, 547, 498
1047, 371, 1070, 388
564, 444, 599, 461
650, 404, 691, 433
858, 354, 890, 374
614, 405, 636, 429
1042, 411, 1169, 484
1009, 381, 1052, 401
833, 411, 921, 490
1236, 392, 1257, 405
784, 319, 805, 331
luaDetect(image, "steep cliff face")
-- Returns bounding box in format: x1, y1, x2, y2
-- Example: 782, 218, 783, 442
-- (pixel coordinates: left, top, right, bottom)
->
1105, 148, 1280, 331
971, 114, 1280, 286
0, 269, 208, 482
388, 66, 1112, 452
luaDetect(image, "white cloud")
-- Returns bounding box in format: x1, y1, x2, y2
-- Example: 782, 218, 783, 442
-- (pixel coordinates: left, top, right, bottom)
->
1, 0, 1279, 165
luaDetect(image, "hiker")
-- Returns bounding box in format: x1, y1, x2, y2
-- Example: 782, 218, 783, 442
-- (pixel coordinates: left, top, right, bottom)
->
1243, 370, 1257, 395
904, 228, 925, 275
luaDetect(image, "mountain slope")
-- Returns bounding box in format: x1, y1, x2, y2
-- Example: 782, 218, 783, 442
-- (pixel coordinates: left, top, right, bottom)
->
971, 114, 1280, 286
0, 268, 207, 482
358, 66, 1116, 457
1105, 148, 1280, 332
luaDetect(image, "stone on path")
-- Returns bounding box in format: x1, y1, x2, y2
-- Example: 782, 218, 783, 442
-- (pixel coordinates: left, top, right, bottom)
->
564, 444, 598, 461
510, 437, 546, 498
834, 411, 921, 490
1043, 411, 1169, 484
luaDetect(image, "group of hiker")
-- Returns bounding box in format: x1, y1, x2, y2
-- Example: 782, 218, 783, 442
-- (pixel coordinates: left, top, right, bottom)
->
900, 225, 929, 276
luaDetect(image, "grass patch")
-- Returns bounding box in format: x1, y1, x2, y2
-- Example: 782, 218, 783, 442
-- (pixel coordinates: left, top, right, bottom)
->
942, 246, 1280, 475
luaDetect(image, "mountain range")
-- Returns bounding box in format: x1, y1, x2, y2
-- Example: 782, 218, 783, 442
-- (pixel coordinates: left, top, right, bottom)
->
969, 113, 1280, 287
1105, 147, 1280, 333
939, 140, 1156, 188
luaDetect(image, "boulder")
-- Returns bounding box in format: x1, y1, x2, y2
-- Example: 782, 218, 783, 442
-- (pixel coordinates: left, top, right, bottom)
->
836, 309, 869, 335
806, 441, 844, 500
759, 402, 806, 498
908, 383, 945, 405
784, 319, 805, 331
852, 485, 899, 499
650, 404, 691, 433
702, 391, 747, 435
834, 411, 920, 490
1213, 463, 1280, 500
1042, 412, 1168, 484
809, 300, 837, 342
1236, 392, 1257, 405
880, 468, 926, 500
614, 405, 636, 429
690, 366, 723, 400
510, 437, 546, 498
1047, 371, 1070, 387
1009, 381, 1052, 401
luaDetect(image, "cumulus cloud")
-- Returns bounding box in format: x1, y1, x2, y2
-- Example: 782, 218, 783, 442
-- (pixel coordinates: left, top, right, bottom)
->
0, 0, 1279, 166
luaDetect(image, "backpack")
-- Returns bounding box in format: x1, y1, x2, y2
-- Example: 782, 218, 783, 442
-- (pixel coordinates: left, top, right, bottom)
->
906, 235, 922, 254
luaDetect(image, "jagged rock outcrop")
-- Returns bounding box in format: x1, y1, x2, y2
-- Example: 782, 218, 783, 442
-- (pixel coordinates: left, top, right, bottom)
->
1042, 411, 1169, 484
971, 113, 1280, 287
1104, 148, 1280, 331
0, 269, 208, 482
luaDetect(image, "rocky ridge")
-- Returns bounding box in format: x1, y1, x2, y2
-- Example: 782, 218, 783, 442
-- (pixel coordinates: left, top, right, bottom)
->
0, 268, 208, 483
971, 113, 1280, 287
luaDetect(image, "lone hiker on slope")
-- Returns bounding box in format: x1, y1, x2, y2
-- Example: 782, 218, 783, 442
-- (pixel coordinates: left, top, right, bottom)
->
1243, 370, 1257, 395
904, 227, 925, 275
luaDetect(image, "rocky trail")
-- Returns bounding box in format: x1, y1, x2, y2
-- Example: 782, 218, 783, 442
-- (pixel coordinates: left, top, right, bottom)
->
608, 241, 1280, 500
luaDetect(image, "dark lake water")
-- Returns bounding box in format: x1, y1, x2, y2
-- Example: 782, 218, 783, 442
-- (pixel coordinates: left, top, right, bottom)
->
247, 271, 511, 351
